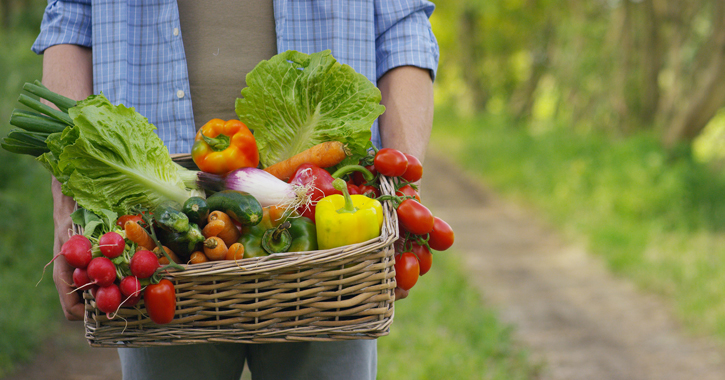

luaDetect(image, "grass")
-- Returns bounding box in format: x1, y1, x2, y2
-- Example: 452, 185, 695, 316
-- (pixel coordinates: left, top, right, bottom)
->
431, 108, 725, 340
378, 253, 541, 380
0, 29, 59, 377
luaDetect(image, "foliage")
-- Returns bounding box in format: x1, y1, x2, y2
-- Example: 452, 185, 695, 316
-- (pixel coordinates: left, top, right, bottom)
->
378, 253, 541, 380
0, 29, 58, 377
432, 0, 725, 147
433, 108, 725, 340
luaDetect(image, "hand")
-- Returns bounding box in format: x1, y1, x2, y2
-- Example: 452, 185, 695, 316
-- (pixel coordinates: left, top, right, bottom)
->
52, 178, 84, 321
53, 254, 85, 321
394, 287, 409, 301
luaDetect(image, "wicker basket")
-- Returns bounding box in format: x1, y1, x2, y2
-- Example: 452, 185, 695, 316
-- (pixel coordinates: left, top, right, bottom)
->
82, 155, 397, 347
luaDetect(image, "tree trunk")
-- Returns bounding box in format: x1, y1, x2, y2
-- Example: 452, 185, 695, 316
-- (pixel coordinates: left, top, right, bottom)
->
2, 0, 12, 30
639, 0, 661, 126
662, 1, 725, 147
458, 7, 488, 111
510, 20, 554, 120
612, 0, 633, 132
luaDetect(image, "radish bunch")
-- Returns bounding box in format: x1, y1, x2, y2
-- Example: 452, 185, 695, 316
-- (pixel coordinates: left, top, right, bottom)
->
56, 229, 173, 320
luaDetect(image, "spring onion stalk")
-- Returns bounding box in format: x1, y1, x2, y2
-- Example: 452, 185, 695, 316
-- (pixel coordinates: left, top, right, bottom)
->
196, 167, 311, 208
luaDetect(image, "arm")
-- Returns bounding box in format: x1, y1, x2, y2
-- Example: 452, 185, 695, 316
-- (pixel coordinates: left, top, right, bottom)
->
378, 66, 434, 162
378, 66, 434, 301
44, 44, 93, 321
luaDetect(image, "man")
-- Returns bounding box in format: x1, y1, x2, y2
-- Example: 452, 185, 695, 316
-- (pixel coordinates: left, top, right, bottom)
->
35, 1, 437, 379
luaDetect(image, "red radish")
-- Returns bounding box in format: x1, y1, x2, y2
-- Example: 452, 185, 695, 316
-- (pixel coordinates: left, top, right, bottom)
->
90, 284, 99, 299
99, 231, 125, 258
45, 234, 93, 272
130, 250, 160, 279
95, 284, 122, 316
72, 268, 91, 288
86, 257, 117, 287
120, 276, 142, 306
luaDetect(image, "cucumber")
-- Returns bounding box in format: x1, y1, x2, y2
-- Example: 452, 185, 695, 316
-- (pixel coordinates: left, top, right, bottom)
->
206, 190, 263, 226
181, 196, 209, 225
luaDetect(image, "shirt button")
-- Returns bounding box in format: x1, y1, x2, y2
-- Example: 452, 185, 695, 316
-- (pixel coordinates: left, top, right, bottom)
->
177, 90, 185, 99
173, 28, 180, 36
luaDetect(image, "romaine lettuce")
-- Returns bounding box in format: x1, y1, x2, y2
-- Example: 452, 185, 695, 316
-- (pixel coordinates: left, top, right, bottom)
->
37, 94, 193, 215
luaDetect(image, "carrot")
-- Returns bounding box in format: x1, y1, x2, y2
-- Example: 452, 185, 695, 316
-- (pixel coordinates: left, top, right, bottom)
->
188, 251, 209, 265
124, 220, 155, 250
203, 236, 228, 261
225, 243, 245, 261
264, 141, 350, 181
268, 205, 288, 225
208, 211, 240, 246
202, 219, 225, 238
154, 246, 181, 265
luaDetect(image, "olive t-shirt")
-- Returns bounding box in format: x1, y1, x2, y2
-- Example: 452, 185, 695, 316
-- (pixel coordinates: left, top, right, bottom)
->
177, 0, 277, 131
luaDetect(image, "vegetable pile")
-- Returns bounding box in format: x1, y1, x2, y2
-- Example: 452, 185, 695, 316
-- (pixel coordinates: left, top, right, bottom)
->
3, 50, 454, 325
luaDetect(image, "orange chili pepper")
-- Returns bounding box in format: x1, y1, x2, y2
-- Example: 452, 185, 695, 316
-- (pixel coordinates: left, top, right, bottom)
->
191, 119, 259, 175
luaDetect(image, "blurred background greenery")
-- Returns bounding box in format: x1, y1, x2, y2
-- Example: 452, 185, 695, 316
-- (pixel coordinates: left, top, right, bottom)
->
428, 0, 725, 344
0, 0, 57, 376
4, 0, 725, 378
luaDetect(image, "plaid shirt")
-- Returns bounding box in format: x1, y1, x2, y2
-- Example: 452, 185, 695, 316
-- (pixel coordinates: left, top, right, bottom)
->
32, 0, 439, 154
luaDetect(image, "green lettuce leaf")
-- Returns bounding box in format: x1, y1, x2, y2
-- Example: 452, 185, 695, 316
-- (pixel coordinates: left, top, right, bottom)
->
39, 94, 193, 215
235, 50, 386, 168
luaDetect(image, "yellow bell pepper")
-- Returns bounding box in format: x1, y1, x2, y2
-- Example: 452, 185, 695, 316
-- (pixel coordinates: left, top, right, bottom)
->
316, 178, 383, 250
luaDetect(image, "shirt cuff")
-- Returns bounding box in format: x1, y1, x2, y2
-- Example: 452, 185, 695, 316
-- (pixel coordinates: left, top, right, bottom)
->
32, 0, 92, 55
376, 10, 440, 82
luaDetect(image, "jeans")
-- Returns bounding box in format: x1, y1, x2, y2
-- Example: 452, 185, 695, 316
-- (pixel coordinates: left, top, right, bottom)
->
118, 340, 377, 380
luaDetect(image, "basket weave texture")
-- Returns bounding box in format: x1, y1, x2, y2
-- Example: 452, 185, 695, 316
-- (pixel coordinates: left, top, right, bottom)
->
83, 155, 397, 347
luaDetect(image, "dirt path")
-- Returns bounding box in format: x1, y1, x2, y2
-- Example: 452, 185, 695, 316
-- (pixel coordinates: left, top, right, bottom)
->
7, 152, 725, 380
423, 151, 725, 380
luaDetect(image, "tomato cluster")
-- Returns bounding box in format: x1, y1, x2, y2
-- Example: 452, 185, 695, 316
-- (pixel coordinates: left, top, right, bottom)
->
352, 148, 455, 293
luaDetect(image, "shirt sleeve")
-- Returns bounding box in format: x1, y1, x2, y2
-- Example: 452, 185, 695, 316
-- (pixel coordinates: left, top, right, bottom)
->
31, 0, 92, 54
374, 0, 440, 81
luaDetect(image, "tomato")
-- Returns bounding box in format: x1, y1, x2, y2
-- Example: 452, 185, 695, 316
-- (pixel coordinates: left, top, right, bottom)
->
401, 154, 423, 182
116, 214, 143, 228
347, 181, 361, 195
396, 199, 434, 235
428, 217, 455, 251
394, 252, 420, 290
353, 164, 377, 185
411, 243, 432, 275
143, 279, 176, 324
374, 148, 408, 177
395, 184, 421, 203
359, 184, 380, 198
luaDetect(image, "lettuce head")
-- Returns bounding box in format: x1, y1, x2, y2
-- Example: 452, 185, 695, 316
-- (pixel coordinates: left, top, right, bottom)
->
235, 50, 386, 168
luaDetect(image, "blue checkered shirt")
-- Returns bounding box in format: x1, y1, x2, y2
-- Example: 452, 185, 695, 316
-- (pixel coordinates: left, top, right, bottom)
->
32, 0, 439, 154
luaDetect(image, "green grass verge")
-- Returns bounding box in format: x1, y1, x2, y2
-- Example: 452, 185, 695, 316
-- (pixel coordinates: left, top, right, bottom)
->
378, 253, 541, 380
432, 109, 725, 339
0, 30, 59, 377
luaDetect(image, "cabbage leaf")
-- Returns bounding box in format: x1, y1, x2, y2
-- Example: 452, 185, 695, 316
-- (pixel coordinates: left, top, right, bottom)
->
235, 50, 385, 168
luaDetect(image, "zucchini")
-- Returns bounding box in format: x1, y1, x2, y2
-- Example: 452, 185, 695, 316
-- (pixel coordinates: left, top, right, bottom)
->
206, 190, 263, 226
181, 196, 209, 225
